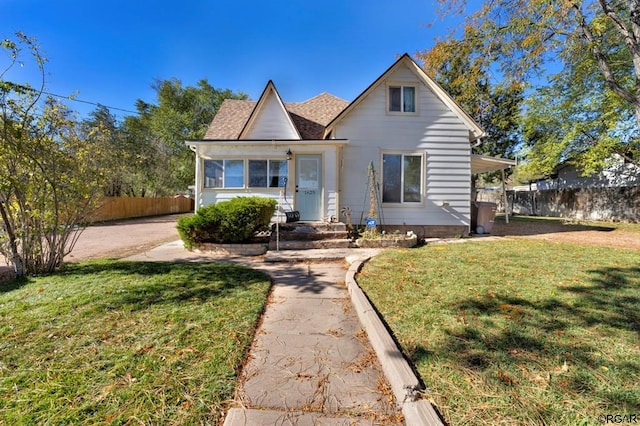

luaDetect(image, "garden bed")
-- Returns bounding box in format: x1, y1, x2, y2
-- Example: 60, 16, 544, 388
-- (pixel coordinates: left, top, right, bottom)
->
355, 233, 418, 248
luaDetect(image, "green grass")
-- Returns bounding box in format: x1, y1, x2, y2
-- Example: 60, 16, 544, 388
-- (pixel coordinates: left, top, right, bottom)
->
357, 240, 640, 425
0, 260, 271, 424
505, 214, 640, 233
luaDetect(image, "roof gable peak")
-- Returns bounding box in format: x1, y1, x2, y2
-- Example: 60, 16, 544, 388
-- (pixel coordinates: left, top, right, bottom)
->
324, 53, 485, 140
239, 80, 301, 140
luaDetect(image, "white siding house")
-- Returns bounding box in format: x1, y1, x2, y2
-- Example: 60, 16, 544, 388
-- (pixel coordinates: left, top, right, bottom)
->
536, 155, 640, 189
186, 54, 514, 237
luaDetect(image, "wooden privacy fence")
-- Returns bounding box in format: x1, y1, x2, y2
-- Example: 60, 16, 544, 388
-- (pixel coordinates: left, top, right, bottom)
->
90, 197, 194, 222
478, 186, 640, 222
509, 186, 640, 222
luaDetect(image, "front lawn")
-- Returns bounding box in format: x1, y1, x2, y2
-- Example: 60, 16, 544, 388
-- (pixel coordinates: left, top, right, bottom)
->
357, 240, 640, 425
0, 260, 271, 424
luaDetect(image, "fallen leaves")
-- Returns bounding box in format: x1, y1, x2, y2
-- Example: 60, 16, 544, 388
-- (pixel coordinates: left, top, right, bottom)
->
496, 370, 516, 386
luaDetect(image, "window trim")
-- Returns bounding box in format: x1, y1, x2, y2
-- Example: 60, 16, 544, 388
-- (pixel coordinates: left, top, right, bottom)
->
380, 151, 425, 205
386, 83, 418, 115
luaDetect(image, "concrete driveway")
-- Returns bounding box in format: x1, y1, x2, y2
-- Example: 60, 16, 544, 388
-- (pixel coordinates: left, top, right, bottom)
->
64, 214, 185, 262
1, 214, 185, 280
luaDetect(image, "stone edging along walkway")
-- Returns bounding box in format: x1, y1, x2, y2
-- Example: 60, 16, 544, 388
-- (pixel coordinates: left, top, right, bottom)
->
346, 256, 445, 426
193, 242, 268, 256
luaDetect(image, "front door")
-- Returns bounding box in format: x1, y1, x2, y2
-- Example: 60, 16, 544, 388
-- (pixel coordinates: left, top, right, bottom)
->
295, 154, 322, 221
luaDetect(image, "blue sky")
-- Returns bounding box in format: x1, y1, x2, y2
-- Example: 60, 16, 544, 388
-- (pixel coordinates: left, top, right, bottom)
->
3, 0, 472, 118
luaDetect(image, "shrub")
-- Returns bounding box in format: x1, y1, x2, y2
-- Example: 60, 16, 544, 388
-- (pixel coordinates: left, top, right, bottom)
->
177, 212, 212, 250
177, 197, 276, 248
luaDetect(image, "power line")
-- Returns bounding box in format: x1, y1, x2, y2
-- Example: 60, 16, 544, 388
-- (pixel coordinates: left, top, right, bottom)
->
5, 82, 140, 115
42, 90, 139, 115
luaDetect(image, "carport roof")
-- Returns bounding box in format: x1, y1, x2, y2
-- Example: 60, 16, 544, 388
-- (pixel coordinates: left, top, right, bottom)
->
471, 154, 516, 174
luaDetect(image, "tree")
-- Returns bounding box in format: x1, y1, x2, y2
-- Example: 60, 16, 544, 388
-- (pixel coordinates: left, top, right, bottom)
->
81, 105, 130, 196
519, 51, 638, 178
434, 0, 640, 174
0, 33, 107, 276
519, 14, 639, 178
417, 26, 524, 174
121, 79, 248, 196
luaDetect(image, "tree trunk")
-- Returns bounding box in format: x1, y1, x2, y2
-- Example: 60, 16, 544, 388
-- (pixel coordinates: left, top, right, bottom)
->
0, 201, 25, 277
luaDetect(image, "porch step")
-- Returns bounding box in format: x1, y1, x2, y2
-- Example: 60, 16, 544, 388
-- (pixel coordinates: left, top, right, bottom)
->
269, 222, 351, 250
274, 222, 347, 232
275, 229, 348, 241
269, 239, 352, 250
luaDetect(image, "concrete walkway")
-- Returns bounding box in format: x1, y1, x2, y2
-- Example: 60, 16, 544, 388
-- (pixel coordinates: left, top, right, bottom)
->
126, 243, 443, 425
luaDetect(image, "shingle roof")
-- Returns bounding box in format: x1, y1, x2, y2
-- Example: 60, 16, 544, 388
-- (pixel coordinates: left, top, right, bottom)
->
285, 93, 349, 127
204, 99, 255, 139
203, 92, 349, 140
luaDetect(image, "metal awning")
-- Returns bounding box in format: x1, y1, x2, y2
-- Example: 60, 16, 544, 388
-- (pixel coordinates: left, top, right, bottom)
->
470, 154, 517, 224
471, 154, 516, 174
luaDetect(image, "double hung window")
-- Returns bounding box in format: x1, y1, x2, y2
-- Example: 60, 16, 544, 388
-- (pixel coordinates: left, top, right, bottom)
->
388, 85, 416, 113
382, 153, 423, 203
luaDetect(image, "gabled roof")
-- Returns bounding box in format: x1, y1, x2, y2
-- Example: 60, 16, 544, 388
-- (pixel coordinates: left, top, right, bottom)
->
203, 85, 349, 140
286, 92, 349, 126
203, 54, 483, 142
239, 80, 301, 139
324, 53, 486, 140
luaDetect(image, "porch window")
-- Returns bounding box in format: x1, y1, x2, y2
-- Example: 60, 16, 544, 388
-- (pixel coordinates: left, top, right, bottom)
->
382, 153, 423, 203
249, 159, 288, 188
203, 159, 244, 188
388, 85, 416, 113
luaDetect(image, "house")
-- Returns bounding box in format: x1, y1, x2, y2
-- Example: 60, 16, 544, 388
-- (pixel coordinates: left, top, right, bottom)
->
534, 154, 640, 190
186, 54, 514, 237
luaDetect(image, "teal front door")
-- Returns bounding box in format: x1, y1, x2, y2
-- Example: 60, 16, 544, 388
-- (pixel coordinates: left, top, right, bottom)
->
295, 154, 322, 221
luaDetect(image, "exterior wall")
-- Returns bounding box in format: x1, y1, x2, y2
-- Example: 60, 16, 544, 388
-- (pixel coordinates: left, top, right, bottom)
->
194, 142, 342, 221
245, 93, 299, 139
333, 65, 472, 232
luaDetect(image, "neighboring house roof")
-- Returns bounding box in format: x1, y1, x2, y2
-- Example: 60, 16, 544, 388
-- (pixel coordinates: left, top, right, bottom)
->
324, 53, 485, 140
203, 84, 349, 140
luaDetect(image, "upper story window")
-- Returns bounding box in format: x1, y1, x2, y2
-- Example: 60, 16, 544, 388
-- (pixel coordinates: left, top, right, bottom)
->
388, 85, 416, 113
